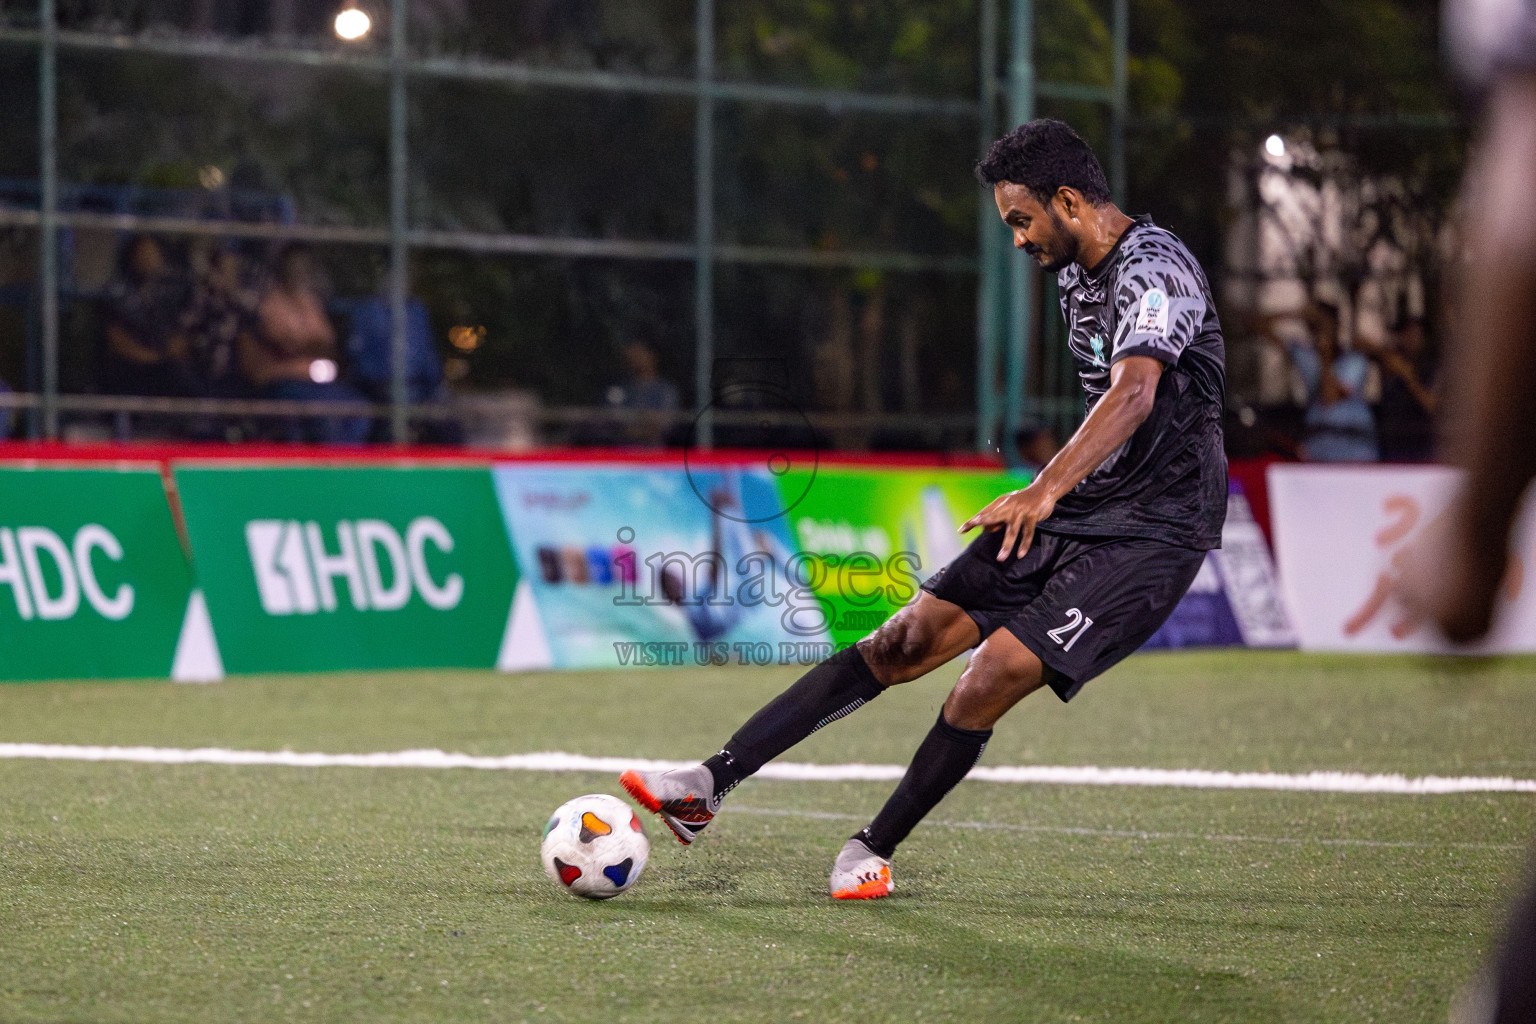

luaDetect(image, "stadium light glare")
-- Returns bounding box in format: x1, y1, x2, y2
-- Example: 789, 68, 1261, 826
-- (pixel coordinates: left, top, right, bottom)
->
334, 7, 371, 40
1264, 134, 1286, 158
448, 325, 487, 352
309, 358, 339, 384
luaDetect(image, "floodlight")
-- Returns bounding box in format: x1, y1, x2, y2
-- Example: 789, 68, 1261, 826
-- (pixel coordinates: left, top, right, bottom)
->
334, 7, 371, 40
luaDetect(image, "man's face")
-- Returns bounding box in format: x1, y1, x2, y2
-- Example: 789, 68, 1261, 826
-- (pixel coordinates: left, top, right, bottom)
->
993, 183, 1079, 271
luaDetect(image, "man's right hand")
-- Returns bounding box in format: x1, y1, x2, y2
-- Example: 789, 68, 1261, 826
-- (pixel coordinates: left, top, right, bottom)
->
960, 485, 1058, 563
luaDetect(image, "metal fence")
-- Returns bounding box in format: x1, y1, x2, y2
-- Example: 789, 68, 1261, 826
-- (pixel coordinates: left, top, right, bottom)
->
0, 0, 1127, 454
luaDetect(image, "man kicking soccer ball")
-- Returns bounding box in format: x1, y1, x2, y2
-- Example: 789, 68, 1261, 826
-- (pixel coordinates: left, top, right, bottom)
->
622, 118, 1227, 899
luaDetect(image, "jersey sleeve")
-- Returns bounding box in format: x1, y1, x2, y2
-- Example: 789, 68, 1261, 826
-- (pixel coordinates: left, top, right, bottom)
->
1110, 251, 1208, 366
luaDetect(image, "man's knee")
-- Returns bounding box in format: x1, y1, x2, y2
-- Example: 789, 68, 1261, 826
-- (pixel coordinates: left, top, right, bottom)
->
857, 595, 979, 686
858, 617, 931, 685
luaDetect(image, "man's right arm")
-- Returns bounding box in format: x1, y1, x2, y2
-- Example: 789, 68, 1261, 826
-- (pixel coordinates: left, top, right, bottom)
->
961, 355, 1163, 562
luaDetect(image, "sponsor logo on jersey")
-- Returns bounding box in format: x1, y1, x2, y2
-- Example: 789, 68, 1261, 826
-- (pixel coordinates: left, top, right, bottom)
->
1089, 334, 1107, 367
1135, 288, 1169, 336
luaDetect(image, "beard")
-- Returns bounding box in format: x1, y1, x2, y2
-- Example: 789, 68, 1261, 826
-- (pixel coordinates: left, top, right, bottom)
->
1030, 206, 1080, 271
1031, 246, 1075, 273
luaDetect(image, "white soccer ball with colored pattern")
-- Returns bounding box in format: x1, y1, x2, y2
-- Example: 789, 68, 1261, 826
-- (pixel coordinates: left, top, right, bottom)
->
541, 794, 650, 899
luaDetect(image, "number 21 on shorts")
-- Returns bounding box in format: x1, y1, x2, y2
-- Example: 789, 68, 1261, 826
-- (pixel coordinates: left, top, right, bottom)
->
1047, 607, 1093, 652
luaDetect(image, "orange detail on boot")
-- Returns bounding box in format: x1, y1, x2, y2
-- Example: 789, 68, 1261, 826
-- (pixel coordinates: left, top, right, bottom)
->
832, 866, 892, 900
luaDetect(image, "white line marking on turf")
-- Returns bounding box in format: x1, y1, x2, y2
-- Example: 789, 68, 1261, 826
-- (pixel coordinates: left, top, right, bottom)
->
1, 743, 1534, 796
729, 806, 1528, 852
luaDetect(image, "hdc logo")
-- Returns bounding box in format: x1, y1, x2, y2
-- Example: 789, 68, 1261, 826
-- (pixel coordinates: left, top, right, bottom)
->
245, 517, 464, 616
0, 524, 134, 621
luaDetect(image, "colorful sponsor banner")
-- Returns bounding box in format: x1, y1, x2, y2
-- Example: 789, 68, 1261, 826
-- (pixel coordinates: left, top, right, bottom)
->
1268, 464, 1536, 653
491, 465, 825, 669
1143, 484, 1296, 651
771, 467, 1033, 647
0, 467, 200, 680
175, 466, 520, 673
1, 458, 1305, 678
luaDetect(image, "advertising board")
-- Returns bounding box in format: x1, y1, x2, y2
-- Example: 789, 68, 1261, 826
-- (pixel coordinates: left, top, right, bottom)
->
771, 467, 1033, 647
176, 466, 520, 672
0, 466, 201, 680
491, 465, 825, 669
1269, 464, 1536, 653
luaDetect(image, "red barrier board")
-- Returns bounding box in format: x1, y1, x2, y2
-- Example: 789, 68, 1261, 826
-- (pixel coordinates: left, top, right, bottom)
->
0, 440, 1004, 471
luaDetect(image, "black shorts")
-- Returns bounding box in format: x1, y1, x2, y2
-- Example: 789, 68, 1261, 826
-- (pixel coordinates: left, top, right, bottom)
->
919, 528, 1207, 702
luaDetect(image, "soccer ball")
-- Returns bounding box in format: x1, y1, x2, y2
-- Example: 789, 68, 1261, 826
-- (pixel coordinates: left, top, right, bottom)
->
541, 794, 649, 900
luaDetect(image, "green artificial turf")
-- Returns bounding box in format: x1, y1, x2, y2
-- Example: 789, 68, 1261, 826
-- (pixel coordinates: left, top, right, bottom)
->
1, 652, 1533, 1023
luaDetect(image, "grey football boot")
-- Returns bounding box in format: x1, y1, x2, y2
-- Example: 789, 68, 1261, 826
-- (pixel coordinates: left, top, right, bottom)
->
619, 765, 721, 845
829, 835, 893, 899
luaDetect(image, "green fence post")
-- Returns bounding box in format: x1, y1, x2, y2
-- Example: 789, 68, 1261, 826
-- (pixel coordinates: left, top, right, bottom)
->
39, 0, 58, 440
693, 0, 716, 450
1002, 0, 1035, 465
1111, 0, 1129, 205
388, 0, 409, 444
975, 0, 1001, 455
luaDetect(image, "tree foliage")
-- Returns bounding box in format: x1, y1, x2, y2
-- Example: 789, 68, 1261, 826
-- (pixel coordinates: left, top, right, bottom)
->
0, 0, 1466, 413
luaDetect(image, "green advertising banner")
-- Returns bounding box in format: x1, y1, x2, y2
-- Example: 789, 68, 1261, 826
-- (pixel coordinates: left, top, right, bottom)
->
0, 466, 197, 680
175, 466, 520, 673
775, 467, 1033, 647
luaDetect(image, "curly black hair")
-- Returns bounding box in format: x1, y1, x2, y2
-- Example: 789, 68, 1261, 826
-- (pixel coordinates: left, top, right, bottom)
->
974, 119, 1112, 205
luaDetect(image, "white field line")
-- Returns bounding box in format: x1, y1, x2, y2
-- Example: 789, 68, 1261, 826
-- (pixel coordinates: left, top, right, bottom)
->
730, 806, 1529, 852
1, 743, 1534, 796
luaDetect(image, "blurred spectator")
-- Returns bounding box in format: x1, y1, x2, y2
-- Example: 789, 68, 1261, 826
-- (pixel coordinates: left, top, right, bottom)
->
246, 244, 369, 444
346, 273, 462, 444
101, 234, 189, 398
607, 341, 678, 412
180, 244, 257, 401
1262, 302, 1380, 462
603, 341, 678, 445
1371, 316, 1439, 463
1352, 264, 1438, 463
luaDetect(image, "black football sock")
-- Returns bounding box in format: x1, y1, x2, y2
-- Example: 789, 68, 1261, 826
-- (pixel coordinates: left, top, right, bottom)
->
858, 711, 991, 859
702, 645, 884, 802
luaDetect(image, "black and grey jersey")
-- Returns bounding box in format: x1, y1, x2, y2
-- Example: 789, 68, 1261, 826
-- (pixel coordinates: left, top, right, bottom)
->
1044, 216, 1227, 550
